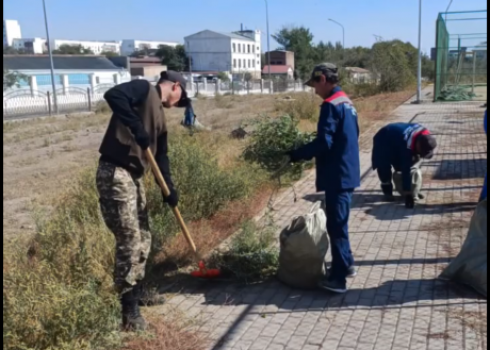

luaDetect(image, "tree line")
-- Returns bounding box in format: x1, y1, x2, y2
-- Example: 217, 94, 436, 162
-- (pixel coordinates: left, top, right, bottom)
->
273, 26, 435, 92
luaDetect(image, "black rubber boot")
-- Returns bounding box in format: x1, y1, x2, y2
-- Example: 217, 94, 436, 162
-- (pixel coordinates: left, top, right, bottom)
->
121, 285, 148, 332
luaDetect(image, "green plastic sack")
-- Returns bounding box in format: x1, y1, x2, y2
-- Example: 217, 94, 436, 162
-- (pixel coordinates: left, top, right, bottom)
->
277, 202, 329, 289
440, 199, 488, 297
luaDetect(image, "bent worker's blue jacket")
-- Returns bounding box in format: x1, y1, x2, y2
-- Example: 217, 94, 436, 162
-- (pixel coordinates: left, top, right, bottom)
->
372, 123, 430, 192
290, 86, 361, 192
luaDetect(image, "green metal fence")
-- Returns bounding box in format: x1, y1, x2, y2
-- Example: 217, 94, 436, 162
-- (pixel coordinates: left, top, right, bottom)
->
434, 10, 487, 101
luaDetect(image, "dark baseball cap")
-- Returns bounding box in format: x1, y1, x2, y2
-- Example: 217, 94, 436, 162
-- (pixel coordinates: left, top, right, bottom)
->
158, 70, 190, 108
419, 134, 438, 159
305, 63, 340, 87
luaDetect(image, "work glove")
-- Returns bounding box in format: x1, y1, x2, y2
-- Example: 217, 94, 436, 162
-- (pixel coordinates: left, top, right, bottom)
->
405, 194, 415, 209
381, 183, 396, 202
163, 187, 179, 208
285, 150, 301, 164
134, 129, 151, 150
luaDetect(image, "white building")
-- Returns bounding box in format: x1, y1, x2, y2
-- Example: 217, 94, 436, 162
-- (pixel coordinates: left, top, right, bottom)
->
184, 29, 262, 79
121, 40, 179, 56
13, 38, 47, 54
52, 39, 122, 55
3, 19, 22, 47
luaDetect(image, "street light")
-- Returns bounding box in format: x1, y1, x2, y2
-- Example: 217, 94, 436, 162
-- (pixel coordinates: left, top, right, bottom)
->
265, 0, 272, 86
42, 0, 58, 113
329, 18, 345, 61
416, 0, 423, 103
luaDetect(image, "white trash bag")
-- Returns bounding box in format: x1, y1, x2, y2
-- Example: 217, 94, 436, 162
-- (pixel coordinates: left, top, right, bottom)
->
277, 201, 329, 289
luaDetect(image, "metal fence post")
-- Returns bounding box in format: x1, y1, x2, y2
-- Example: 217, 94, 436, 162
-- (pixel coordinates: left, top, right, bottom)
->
87, 87, 92, 111
47, 91, 52, 116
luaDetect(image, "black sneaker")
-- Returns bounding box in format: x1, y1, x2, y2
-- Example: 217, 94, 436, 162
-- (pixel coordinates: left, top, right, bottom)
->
318, 279, 348, 294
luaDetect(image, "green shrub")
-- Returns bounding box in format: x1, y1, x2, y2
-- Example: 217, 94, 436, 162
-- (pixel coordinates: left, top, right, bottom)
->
3, 133, 266, 350
209, 220, 279, 283
243, 115, 315, 181
146, 135, 265, 251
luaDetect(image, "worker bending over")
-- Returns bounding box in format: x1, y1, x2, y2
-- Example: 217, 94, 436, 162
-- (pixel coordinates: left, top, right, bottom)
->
372, 123, 437, 209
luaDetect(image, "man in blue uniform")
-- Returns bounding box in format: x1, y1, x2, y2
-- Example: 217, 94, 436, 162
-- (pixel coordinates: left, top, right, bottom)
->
287, 63, 361, 294
372, 123, 437, 208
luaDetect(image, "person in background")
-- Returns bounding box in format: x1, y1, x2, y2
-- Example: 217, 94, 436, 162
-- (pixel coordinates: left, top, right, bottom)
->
181, 100, 211, 131
372, 123, 438, 209
286, 63, 361, 294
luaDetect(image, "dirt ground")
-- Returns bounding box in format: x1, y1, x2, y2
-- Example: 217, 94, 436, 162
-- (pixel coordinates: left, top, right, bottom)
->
3, 91, 413, 238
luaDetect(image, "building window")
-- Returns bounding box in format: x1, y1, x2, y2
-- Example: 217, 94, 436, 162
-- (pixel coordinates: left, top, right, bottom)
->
252, 60, 255, 68
239, 59, 241, 68
68, 74, 90, 85
243, 44, 246, 52
233, 59, 237, 68
238, 44, 241, 53
257, 60, 260, 66
233, 43, 236, 52
35, 74, 62, 86
257, 46, 260, 52
253, 46, 255, 53
248, 59, 251, 68
248, 44, 250, 53
243, 59, 246, 68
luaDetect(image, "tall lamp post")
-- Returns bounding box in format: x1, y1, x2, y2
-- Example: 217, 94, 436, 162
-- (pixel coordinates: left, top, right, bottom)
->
329, 18, 345, 62
416, 0, 423, 103
42, 0, 58, 113
265, 0, 272, 87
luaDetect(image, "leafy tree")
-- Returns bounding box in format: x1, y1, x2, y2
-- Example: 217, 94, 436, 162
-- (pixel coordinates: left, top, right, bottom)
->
3, 46, 28, 55
101, 51, 119, 57
272, 26, 316, 79
53, 44, 94, 55
155, 44, 190, 72
217, 71, 230, 82
3, 69, 28, 91
422, 54, 436, 81
371, 40, 417, 92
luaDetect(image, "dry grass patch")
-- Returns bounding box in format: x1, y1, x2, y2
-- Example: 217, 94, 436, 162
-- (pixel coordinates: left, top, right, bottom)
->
122, 318, 208, 350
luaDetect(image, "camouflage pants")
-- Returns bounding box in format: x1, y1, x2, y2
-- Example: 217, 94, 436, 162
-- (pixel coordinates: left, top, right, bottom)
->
96, 161, 151, 294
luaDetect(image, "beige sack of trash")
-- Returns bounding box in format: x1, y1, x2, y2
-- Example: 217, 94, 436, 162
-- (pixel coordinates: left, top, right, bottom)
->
277, 201, 329, 289
440, 199, 488, 298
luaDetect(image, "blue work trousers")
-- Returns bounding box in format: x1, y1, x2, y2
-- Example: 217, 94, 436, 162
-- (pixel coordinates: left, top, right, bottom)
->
325, 190, 355, 285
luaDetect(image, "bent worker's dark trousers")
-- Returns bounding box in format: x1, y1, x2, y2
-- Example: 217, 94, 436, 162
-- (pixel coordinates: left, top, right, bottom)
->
325, 190, 355, 285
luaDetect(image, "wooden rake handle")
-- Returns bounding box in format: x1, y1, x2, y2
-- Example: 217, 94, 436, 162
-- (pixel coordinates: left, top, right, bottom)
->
145, 149, 198, 254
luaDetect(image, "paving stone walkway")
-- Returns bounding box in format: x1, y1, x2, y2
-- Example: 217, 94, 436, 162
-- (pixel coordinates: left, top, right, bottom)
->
155, 96, 488, 350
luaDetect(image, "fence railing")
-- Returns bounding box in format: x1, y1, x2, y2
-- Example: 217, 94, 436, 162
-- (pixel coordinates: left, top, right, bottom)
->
3, 80, 310, 120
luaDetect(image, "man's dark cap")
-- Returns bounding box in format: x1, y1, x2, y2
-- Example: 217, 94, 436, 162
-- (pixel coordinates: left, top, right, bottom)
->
158, 70, 190, 108
419, 134, 438, 159
305, 63, 340, 87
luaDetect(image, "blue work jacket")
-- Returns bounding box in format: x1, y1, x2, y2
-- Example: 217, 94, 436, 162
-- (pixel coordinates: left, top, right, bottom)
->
291, 86, 361, 193
372, 123, 430, 192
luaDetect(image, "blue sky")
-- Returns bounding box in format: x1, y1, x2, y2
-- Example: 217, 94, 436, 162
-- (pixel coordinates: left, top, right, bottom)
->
4, 0, 487, 53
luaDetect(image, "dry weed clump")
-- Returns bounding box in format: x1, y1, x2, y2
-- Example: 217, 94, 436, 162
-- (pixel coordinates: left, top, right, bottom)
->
275, 92, 321, 120
122, 319, 208, 350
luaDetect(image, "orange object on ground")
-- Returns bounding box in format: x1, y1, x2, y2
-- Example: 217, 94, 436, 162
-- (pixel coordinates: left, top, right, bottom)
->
191, 261, 222, 279
145, 149, 221, 279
